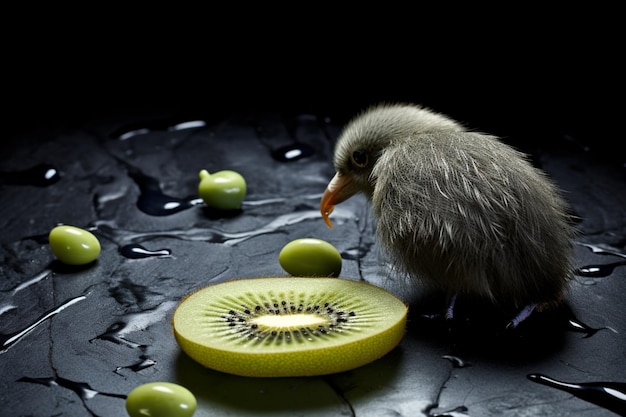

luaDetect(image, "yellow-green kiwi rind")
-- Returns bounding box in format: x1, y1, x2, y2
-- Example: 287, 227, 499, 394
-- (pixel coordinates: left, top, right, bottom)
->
172, 277, 408, 377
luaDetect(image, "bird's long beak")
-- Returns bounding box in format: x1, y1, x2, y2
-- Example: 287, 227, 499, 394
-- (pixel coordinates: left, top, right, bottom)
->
320, 173, 360, 228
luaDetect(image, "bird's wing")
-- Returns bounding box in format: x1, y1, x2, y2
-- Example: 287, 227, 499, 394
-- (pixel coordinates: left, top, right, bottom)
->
370, 132, 526, 279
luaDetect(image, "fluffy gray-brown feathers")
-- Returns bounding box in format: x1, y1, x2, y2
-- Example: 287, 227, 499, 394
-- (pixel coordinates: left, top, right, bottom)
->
321, 103, 575, 315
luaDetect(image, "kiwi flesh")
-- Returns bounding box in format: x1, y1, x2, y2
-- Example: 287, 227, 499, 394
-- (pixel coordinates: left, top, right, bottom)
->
172, 277, 408, 377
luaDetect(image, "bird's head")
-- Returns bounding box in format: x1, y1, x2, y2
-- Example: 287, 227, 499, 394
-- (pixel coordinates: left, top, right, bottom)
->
320, 142, 381, 228
320, 104, 402, 228
320, 103, 464, 228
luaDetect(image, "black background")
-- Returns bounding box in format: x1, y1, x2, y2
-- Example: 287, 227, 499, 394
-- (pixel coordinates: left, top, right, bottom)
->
3, 11, 621, 156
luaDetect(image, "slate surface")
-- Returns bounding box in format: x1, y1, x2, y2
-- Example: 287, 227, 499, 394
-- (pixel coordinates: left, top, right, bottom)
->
1, 84, 625, 416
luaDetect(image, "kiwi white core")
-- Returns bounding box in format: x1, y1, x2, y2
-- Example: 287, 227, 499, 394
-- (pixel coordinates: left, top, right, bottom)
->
250, 314, 327, 328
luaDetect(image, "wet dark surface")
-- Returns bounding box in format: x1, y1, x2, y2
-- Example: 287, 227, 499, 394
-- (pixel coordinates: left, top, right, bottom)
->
1, 82, 625, 417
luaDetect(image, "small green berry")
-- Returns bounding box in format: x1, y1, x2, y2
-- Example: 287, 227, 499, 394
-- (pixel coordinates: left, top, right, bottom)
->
198, 169, 246, 210
125, 382, 196, 417
279, 238, 342, 277
48, 225, 101, 265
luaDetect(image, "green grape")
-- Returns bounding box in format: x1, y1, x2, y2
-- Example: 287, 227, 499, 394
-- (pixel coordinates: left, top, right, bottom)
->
48, 225, 101, 265
279, 238, 342, 277
126, 382, 197, 417
198, 169, 246, 210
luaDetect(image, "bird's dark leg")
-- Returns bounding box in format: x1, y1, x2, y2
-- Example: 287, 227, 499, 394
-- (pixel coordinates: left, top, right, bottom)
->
506, 303, 537, 329
444, 293, 458, 320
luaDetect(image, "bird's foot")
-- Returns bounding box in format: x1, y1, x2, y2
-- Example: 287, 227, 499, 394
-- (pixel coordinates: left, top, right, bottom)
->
506, 303, 537, 330
444, 293, 458, 321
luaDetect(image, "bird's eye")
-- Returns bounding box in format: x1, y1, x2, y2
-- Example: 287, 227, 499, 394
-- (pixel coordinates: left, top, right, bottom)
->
352, 150, 368, 168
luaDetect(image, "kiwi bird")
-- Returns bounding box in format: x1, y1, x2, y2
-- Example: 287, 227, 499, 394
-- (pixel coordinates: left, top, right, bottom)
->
320, 103, 575, 328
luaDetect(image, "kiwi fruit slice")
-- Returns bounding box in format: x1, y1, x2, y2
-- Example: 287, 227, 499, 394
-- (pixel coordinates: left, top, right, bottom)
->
172, 277, 408, 377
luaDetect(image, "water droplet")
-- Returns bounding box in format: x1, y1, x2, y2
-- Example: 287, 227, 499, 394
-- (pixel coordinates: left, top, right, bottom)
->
18, 376, 126, 401
426, 404, 470, 417
575, 261, 626, 278
91, 300, 177, 349
442, 355, 471, 368
0, 163, 60, 186
125, 164, 201, 216
527, 373, 626, 416
92, 321, 146, 349
96, 208, 339, 248
579, 242, 626, 259
271, 143, 315, 162
115, 356, 157, 373
566, 315, 606, 338
341, 243, 374, 260
120, 244, 171, 259
112, 118, 207, 140
1, 295, 86, 353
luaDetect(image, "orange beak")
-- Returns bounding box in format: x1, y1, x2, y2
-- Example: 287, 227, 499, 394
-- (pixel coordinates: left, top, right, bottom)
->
320, 173, 360, 228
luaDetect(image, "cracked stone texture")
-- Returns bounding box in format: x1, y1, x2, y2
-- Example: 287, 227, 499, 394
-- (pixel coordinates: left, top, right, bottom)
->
1, 87, 625, 417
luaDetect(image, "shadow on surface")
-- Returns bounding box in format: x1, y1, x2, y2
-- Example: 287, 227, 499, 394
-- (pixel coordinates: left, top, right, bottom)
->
175, 347, 404, 415
405, 290, 577, 363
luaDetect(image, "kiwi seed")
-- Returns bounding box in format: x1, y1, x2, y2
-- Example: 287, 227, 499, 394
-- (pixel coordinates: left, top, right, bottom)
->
172, 277, 408, 377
